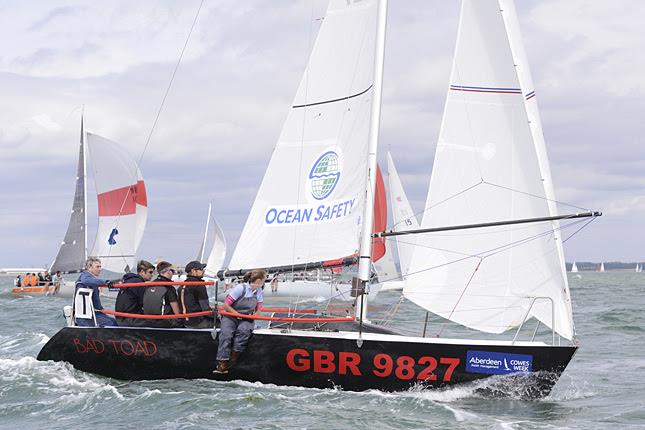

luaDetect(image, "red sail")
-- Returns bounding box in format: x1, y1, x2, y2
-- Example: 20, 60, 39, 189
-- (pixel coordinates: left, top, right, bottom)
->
97, 180, 148, 216
371, 164, 386, 262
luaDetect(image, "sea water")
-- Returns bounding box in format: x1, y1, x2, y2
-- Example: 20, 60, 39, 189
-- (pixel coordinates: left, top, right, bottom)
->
0, 273, 643, 429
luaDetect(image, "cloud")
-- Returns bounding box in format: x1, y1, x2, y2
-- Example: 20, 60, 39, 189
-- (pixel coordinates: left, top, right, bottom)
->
0, 0, 643, 268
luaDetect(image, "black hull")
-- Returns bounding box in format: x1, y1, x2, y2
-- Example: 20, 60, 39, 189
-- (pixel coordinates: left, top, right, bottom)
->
38, 327, 576, 398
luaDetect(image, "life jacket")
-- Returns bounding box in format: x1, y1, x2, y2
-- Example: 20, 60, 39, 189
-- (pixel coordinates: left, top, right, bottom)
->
22, 276, 29, 287
143, 286, 167, 315
29, 275, 38, 286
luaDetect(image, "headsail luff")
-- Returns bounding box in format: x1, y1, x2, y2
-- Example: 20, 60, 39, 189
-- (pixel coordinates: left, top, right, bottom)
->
51, 116, 87, 273
86, 132, 148, 275
404, 0, 575, 340
229, 0, 380, 272
197, 203, 212, 262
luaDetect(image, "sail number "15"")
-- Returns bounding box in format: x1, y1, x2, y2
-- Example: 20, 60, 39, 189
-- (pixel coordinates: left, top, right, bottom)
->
286, 348, 460, 382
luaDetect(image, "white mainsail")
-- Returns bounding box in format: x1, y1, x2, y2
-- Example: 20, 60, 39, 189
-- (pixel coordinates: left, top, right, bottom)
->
51, 118, 87, 273
571, 261, 578, 273
386, 151, 419, 279
404, 0, 575, 340
599, 262, 605, 272
197, 203, 212, 262
86, 132, 148, 274
230, 0, 379, 270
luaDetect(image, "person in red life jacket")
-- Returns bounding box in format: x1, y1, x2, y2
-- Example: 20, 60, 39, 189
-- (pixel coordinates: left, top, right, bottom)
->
178, 260, 214, 329
75, 257, 118, 327
213, 269, 266, 374
115, 260, 155, 326
142, 261, 182, 328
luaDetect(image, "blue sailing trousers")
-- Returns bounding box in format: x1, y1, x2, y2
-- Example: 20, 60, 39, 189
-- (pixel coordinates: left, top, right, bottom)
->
216, 316, 254, 360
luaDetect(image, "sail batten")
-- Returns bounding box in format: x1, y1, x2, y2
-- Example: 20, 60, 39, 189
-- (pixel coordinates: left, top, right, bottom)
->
404, 0, 575, 340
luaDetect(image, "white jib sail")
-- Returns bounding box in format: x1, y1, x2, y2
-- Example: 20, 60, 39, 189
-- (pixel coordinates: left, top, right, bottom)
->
230, 0, 379, 270
386, 151, 419, 280
404, 0, 575, 340
205, 216, 227, 277
86, 132, 148, 274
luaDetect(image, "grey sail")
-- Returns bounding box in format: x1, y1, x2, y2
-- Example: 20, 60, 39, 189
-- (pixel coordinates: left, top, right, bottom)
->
51, 118, 86, 273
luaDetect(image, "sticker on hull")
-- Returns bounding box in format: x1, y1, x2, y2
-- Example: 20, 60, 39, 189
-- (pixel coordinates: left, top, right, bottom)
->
466, 350, 532, 375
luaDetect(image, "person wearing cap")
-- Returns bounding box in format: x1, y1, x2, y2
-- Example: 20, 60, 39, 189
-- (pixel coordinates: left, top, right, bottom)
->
142, 261, 181, 328
178, 260, 214, 329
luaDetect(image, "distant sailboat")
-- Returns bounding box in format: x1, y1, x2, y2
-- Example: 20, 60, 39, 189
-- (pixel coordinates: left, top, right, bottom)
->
599, 262, 605, 272
14, 117, 148, 296
571, 261, 578, 273
635, 264, 641, 273
201, 204, 227, 278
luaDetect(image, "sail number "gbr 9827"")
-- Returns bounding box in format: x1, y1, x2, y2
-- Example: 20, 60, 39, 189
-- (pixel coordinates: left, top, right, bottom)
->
286, 349, 460, 381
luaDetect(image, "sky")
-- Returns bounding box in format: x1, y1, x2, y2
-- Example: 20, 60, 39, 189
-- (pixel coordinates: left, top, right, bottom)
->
0, 0, 643, 269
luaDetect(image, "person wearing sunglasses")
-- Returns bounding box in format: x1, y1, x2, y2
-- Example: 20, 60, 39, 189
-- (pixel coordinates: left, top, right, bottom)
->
115, 260, 155, 326
142, 261, 182, 328
178, 260, 214, 329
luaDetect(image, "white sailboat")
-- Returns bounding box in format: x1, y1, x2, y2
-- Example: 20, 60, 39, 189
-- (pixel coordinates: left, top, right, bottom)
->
15, 118, 148, 297
571, 261, 578, 273
40, 0, 600, 397
599, 262, 605, 272
635, 264, 641, 273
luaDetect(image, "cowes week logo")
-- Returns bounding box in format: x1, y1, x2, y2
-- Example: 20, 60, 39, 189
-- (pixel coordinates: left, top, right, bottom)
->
264, 150, 356, 226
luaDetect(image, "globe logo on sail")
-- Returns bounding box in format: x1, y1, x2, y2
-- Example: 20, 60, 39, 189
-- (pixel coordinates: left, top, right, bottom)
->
309, 151, 340, 200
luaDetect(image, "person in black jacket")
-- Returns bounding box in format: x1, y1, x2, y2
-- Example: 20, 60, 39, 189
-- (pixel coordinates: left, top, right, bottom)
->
178, 260, 214, 328
115, 260, 155, 326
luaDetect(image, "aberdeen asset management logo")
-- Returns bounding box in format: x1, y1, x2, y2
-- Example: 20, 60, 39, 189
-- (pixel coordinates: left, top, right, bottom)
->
309, 151, 340, 200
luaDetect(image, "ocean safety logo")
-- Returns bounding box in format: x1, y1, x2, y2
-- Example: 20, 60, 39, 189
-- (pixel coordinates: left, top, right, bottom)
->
309, 151, 340, 200
465, 350, 533, 375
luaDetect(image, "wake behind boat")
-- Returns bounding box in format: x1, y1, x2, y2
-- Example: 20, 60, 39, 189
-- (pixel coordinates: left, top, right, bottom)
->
39, 0, 600, 398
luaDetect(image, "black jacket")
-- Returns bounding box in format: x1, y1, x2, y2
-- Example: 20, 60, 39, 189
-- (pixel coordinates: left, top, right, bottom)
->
178, 275, 211, 326
143, 275, 178, 316
115, 272, 146, 314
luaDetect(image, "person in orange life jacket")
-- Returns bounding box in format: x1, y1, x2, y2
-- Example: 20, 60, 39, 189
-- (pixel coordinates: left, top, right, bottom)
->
29, 273, 38, 286
75, 257, 118, 327
115, 260, 155, 327
21, 274, 29, 287
142, 261, 182, 328
178, 260, 214, 329
213, 269, 266, 374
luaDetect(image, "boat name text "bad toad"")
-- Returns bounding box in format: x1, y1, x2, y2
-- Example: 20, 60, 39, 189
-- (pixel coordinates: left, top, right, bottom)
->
72, 337, 157, 357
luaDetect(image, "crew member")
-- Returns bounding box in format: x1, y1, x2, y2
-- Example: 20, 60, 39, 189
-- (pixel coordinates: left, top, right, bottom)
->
51, 271, 63, 295
29, 273, 38, 286
14, 275, 21, 289
115, 260, 155, 326
75, 257, 117, 327
178, 260, 214, 329
214, 269, 265, 374
142, 261, 181, 328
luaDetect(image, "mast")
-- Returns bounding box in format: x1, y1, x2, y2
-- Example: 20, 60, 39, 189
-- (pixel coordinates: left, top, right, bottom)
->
81, 111, 88, 262
356, 0, 388, 322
